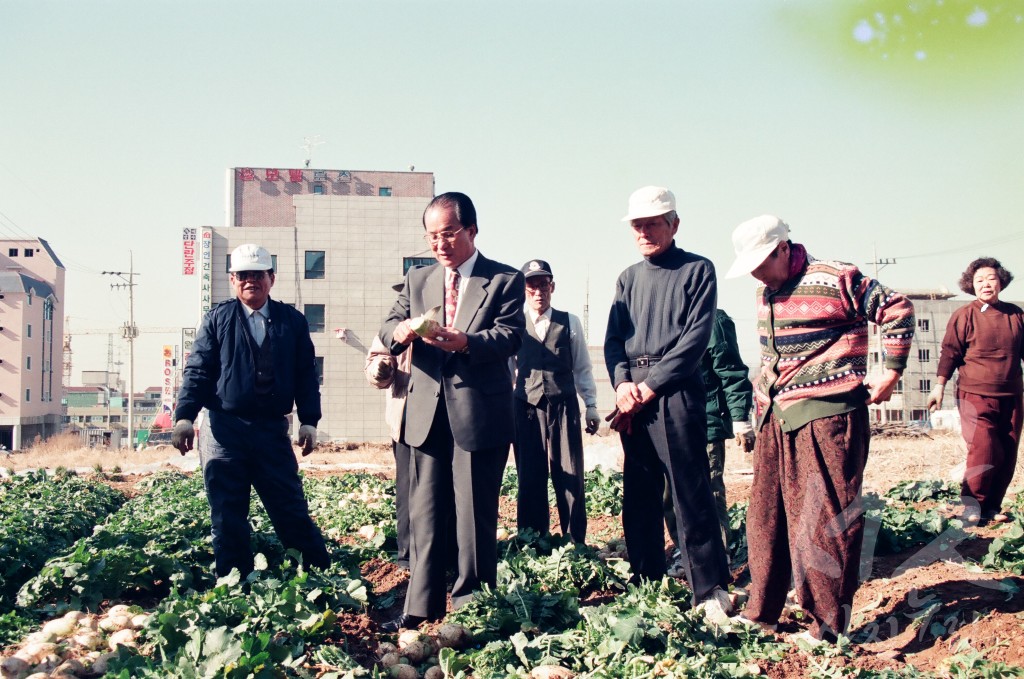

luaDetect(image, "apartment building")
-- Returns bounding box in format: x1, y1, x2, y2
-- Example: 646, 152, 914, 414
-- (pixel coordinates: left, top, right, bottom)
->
0, 239, 65, 449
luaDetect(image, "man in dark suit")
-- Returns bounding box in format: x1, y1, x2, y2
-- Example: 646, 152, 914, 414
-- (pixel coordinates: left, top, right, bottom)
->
379, 192, 525, 630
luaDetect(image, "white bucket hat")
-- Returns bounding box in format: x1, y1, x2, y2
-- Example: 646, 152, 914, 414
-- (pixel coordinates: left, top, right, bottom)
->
725, 215, 790, 279
229, 244, 273, 272
621, 186, 676, 222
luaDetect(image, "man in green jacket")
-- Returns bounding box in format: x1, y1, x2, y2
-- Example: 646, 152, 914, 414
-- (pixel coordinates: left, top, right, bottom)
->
666, 308, 753, 573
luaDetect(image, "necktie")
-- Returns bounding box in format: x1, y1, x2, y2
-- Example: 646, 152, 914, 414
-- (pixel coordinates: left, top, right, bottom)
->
446, 269, 461, 326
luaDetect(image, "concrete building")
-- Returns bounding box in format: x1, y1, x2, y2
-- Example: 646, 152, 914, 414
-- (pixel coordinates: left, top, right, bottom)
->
192, 167, 436, 442
64, 385, 163, 446
0, 239, 65, 450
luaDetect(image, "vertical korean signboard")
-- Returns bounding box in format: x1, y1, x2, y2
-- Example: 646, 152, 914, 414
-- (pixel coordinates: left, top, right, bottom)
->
182, 228, 197, 276
200, 229, 213, 316
161, 345, 174, 421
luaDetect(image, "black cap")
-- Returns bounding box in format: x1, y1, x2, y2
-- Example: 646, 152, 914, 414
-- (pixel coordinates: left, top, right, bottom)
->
520, 259, 553, 279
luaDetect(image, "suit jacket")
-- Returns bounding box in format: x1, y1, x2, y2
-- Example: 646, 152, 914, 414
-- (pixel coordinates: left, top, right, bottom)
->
380, 253, 525, 450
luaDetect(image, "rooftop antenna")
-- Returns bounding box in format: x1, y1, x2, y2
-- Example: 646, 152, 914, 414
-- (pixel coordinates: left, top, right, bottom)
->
301, 135, 324, 168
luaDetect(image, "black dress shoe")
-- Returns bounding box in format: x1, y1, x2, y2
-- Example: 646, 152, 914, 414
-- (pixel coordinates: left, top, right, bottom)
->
381, 614, 427, 633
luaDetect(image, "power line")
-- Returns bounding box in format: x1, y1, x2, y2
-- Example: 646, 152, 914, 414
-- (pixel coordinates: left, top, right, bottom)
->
894, 232, 1024, 260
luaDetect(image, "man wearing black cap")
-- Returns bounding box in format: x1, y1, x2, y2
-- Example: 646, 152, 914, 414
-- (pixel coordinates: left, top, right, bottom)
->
513, 259, 599, 544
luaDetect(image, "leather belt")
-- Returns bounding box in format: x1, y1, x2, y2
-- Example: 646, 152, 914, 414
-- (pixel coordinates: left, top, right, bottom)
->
629, 355, 662, 368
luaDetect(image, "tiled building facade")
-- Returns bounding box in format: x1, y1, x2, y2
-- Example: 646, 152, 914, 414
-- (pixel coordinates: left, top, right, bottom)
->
0, 239, 65, 449
198, 168, 436, 442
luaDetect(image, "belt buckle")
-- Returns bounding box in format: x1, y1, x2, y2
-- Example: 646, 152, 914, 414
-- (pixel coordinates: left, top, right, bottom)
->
636, 356, 650, 368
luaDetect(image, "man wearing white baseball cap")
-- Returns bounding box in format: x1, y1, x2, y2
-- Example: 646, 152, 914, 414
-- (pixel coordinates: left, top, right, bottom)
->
174, 243, 330, 578
604, 186, 733, 625
726, 216, 915, 645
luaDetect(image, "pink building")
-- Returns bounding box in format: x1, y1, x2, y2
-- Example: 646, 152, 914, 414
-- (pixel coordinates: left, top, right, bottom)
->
0, 239, 65, 450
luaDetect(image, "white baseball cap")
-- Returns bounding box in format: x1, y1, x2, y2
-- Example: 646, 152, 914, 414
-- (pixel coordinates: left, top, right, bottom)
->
229, 244, 273, 272
621, 186, 676, 222
725, 215, 791, 279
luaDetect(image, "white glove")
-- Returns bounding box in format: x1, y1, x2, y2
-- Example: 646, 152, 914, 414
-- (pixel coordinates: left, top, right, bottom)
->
585, 406, 600, 435
927, 384, 945, 412
297, 424, 318, 456
733, 420, 755, 453
171, 419, 195, 455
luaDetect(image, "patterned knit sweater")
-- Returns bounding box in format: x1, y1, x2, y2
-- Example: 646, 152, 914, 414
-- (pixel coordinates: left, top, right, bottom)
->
754, 244, 915, 432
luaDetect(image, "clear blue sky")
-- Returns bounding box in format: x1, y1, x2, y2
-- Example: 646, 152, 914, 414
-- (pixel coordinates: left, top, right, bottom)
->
2, 0, 1022, 392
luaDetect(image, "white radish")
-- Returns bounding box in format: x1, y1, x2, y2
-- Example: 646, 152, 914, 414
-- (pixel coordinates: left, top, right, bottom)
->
390, 664, 419, 679
397, 629, 423, 649
531, 666, 576, 679
108, 628, 137, 649
436, 623, 470, 649
0, 656, 29, 677
99, 614, 132, 632
42, 616, 77, 639
400, 640, 431, 663
72, 631, 106, 651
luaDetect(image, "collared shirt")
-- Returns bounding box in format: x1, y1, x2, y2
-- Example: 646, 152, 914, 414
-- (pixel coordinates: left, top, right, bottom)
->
526, 307, 599, 408
445, 249, 480, 325
240, 299, 270, 344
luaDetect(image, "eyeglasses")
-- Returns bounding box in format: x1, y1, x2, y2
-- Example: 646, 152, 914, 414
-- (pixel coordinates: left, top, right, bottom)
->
233, 271, 268, 281
423, 227, 465, 245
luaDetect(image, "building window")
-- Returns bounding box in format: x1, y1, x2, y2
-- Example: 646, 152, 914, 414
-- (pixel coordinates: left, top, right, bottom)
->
304, 304, 325, 333
919, 379, 931, 392
7, 248, 15, 256
314, 357, 324, 386
887, 409, 904, 422
26, 324, 32, 338
403, 257, 434, 274
25, 389, 30, 402
918, 348, 931, 362
23, 249, 33, 257
313, 183, 325, 195
25, 356, 31, 370
918, 319, 930, 332
893, 379, 904, 394
379, 187, 393, 197
911, 409, 929, 421
304, 251, 325, 279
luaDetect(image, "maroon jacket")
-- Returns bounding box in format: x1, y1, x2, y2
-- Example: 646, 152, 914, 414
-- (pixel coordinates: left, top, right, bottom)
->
937, 299, 1024, 397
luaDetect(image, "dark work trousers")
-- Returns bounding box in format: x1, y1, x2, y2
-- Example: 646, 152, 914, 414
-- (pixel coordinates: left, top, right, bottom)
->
744, 407, 870, 641
664, 439, 731, 559
393, 439, 411, 569
201, 410, 331, 577
619, 370, 729, 604
405, 398, 509, 619
513, 396, 587, 543
958, 390, 1023, 515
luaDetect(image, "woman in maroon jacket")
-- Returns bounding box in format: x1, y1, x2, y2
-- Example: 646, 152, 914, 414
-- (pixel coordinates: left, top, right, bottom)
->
928, 257, 1024, 524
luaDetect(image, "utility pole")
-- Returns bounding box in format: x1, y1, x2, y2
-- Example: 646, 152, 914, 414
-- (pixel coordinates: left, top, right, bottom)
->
104, 252, 139, 450
868, 246, 898, 424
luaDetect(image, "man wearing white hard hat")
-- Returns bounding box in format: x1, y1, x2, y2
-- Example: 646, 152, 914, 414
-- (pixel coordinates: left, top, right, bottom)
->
726, 216, 915, 644
174, 243, 330, 577
604, 186, 733, 625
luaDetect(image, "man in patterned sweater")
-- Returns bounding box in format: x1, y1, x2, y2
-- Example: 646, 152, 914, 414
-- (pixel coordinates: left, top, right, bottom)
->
725, 215, 915, 644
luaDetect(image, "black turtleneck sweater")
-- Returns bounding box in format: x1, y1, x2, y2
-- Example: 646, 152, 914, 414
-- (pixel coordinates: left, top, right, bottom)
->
604, 242, 718, 395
